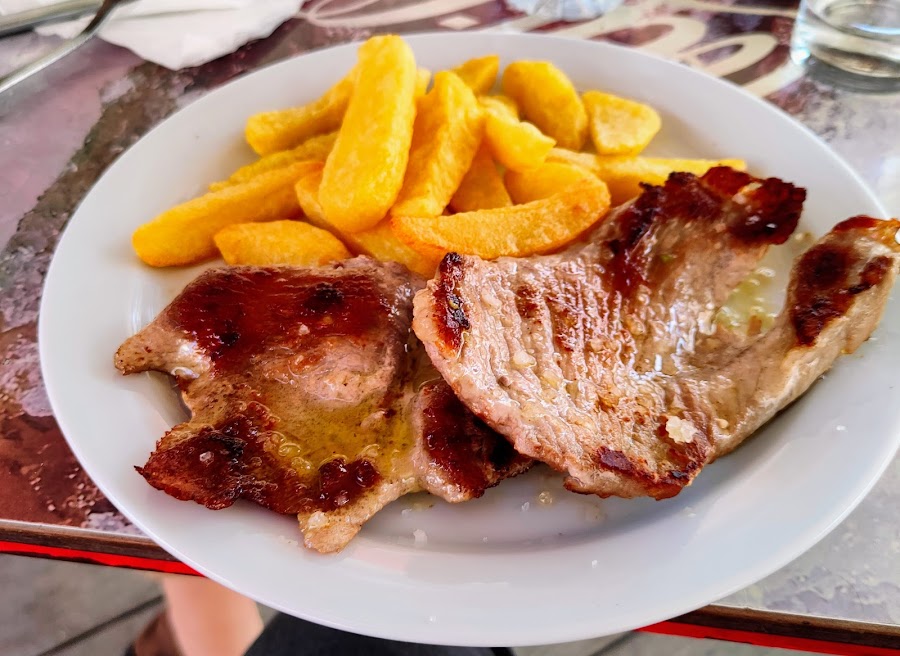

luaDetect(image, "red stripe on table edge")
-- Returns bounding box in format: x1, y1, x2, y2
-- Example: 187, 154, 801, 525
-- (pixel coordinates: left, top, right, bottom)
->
0, 540, 198, 575
641, 621, 900, 655
2, 541, 897, 654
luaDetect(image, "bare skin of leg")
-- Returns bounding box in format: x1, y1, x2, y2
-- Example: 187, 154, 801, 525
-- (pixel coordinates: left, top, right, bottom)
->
162, 575, 263, 656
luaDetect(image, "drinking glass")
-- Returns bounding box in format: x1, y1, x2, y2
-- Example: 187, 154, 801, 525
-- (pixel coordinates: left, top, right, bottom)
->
790, 0, 900, 81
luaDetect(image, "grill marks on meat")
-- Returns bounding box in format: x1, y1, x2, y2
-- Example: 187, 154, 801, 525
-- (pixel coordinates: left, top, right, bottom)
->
115, 259, 529, 553
414, 168, 900, 500
412, 380, 527, 502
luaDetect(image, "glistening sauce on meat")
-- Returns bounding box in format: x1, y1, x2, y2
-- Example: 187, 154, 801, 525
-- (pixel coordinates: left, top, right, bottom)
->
603, 169, 803, 299
140, 266, 416, 513
169, 268, 389, 371
137, 403, 390, 514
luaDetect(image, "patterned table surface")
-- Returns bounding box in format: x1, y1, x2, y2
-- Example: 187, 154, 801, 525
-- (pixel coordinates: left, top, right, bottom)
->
1, 0, 898, 647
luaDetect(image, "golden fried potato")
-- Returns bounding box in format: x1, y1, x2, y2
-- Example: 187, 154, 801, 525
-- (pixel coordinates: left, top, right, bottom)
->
133, 161, 315, 267
502, 61, 588, 151
392, 177, 610, 262
245, 71, 353, 156
479, 95, 518, 118
480, 97, 555, 172
481, 94, 518, 117
209, 132, 337, 192
452, 55, 499, 95
245, 63, 427, 158
505, 161, 598, 204
449, 145, 511, 212
293, 162, 329, 228
392, 71, 484, 217
320, 35, 418, 233
294, 163, 436, 277
549, 148, 747, 205
351, 222, 439, 277
416, 68, 432, 97
214, 220, 351, 266
582, 91, 661, 156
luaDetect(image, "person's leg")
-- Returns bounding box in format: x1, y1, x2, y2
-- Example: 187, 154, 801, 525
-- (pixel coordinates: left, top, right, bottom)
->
244, 613, 503, 656
162, 575, 264, 656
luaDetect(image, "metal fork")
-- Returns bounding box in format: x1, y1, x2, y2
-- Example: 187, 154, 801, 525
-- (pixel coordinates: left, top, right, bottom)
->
0, 0, 127, 95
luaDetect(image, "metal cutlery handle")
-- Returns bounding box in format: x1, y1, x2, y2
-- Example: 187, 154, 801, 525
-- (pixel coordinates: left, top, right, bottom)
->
0, 0, 101, 37
0, 0, 124, 96
0, 29, 94, 94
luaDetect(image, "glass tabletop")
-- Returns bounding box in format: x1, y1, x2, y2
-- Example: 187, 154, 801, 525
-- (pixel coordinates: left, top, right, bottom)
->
1, 0, 898, 651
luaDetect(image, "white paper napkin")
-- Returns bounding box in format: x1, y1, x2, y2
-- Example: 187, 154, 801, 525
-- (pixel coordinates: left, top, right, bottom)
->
0, 0, 303, 70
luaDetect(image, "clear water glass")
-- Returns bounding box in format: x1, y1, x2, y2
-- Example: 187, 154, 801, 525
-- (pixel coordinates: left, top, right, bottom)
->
790, 0, 900, 80
505, 0, 625, 20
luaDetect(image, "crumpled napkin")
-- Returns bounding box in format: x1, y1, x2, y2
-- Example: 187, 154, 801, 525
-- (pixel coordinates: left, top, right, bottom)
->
0, 0, 303, 70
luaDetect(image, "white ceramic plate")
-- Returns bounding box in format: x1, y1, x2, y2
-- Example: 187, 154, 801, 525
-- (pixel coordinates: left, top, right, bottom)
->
40, 33, 900, 647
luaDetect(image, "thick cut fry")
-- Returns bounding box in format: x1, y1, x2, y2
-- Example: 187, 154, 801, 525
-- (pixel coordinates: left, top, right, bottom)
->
449, 145, 512, 212
295, 163, 436, 276
244, 62, 425, 160
452, 55, 499, 95
392, 178, 611, 262
133, 161, 314, 267
416, 68, 432, 97
351, 222, 440, 277
505, 161, 598, 204
214, 220, 351, 266
549, 148, 747, 205
245, 72, 353, 156
502, 61, 588, 151
392, 71, 484, 217
582, 91, 661, 156
292, 163, 331, 229
483, 94, 519, 117
480, 98, 555, 172
320, 35, 418, 233
479, 95, 518, 118
209, 132, 337, 191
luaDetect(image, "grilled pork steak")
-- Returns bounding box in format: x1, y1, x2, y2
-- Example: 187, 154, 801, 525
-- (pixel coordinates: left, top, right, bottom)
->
115, 258, 529, 553
414, 168, 900, 500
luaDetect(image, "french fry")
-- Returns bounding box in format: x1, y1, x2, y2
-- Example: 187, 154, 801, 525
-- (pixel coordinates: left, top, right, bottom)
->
416, 68, 432, 97
505, 161, 598, 204
133, 161, 316, 267
480, 95, 518, 118
392, 71, 485, 217
245, 71, 353, 156
392, 177, 611, 262
480, 97, 555, 172
582, 91, 661, 156
502, 61, 588, 151
452, 55, 500, 95
209, 132, 337, 192
449, 145, 512, 212
549, 148, 747, 205
214, 220, 351, 266
295, 163, 436, 277
351, 222, 440, 277
480, 94, 519, 117
320, 35, 418, 233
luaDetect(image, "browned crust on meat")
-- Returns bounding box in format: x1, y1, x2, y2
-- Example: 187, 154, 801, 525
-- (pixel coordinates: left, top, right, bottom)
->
607, 169, 805, 298
431, 253, 470, 354
136, 400, 381, 515
413, 168, 900, 501
415, 380, 531, 501
791, 243, 895, 346
119, 258, 530, 552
